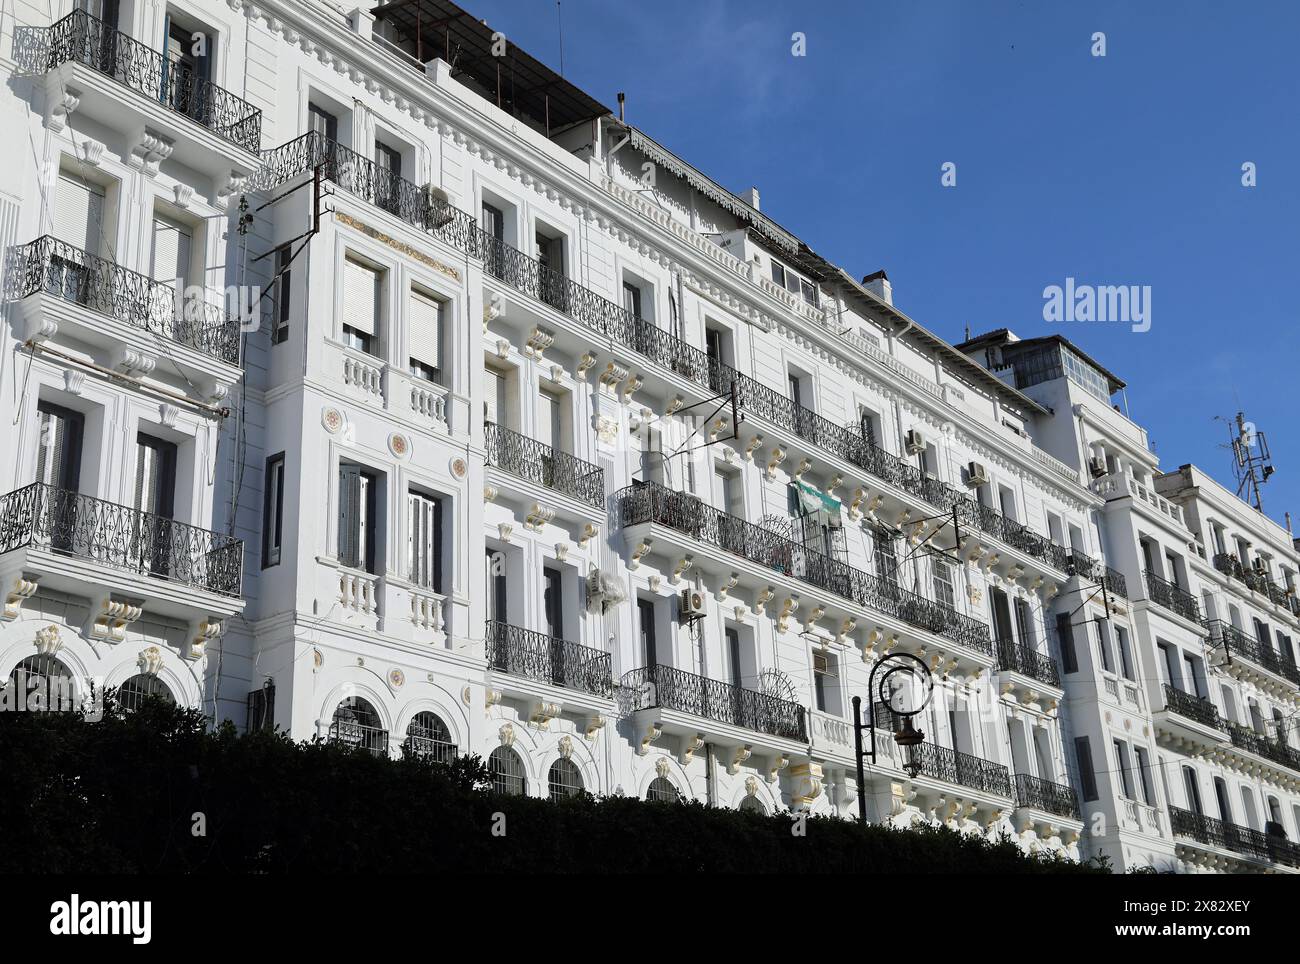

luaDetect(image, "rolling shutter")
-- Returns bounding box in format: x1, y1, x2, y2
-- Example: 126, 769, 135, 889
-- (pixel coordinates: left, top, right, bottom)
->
342, 259, 379, 336
151, 215, 192, 291
54, 175, 103, 254
408, 289, 441, 371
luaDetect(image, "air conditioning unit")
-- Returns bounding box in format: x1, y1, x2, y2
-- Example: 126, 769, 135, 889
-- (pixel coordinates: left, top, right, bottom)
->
813, 651, 837, 678
904, 429, 927, 455
1087, 456, 1108, 479
586, 569, 627, 614
678, 588, 706, 622
965, 461, 989, 488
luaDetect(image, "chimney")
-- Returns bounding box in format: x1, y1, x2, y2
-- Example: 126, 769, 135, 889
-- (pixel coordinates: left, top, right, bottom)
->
862, 269, 892, 306
617, 92, 625, 122
744, 186, 760, 210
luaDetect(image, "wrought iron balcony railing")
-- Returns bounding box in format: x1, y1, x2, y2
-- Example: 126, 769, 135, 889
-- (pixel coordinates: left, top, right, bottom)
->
1013, 773, 1080, 819
46, 10, 262, 153
327, 720, 389, 757
1144, 569, 1201, 622
1104, 565, 1128, 600
1161, 683, 1223, 731
906, 741, 1011, 797
1226, 721, 1300, 772
485, 620, 613, 698
995, 638, 1061, 688
253, 132, 1074, 579
618, 481, 991, 654
0, 483, 242, 596
1205, 618, 1300, 686
6, 236, 241, 364
1169, 806, 1300, 868
620, 663, 807, 742
483, 422, 604, 508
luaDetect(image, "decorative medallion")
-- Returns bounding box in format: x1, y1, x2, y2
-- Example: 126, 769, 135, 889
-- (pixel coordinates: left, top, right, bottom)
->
388, 433, 410, 460
322, 406, 344, 434
388, 668, 405, 688
34, 625, 62, 655
451, 457, 468, 479
312, 648, 324, 670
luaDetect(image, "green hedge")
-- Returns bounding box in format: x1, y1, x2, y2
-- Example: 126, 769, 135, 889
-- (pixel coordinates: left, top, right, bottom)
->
0, 699, 1107, 874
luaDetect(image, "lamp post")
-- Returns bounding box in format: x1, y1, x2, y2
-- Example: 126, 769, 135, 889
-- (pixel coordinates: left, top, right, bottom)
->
851, 652, 935, 827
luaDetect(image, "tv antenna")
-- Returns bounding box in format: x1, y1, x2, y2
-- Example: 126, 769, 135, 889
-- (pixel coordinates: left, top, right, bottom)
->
1220, 411, 1274, 513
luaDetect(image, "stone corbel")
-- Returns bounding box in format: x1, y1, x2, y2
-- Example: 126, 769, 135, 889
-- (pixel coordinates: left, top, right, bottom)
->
765, 446, 787, 480
665, 395, 685, 417
629, 538, 653, 570
1, 574, 39, 621
576, 351, 597, 378
524, 504, 555, 531
835, 617, 857, 646
485, 688, 503, 709
744, 434, 764, 462
43, 80, 80, 133
826, 474, 844, 496
498, 722, 516, 747
597, 362, 629, 395
109, 346, 157, 378
708, 417, 729, 442
776, 596, 799, 634
865, 494, 885, 520
754, 586, 775, 615
718, 573, 739, 600
790, 762, 824, 807
494, 338, 510, 359
88, 597, 143, 644
637, 720, 663, 755
585, 714, 606, 740
188, 618, 223, 660
216, 171, 248, 210
848, 487, 867, 520
523, 325, 555, 358
619, 373, 643, 402
497, 523, 514, 543
671, 555, 693, 585
127, 128, 175, 177
18, 303, 59, 344
863, 627, 884, 662
578, 522, 599, 547
805, 605, 826, 632
792, 458, 813, 481
137, 645, 164, 676
554, 542, 570, 563
484, 485, 499, 503
728, 744, 753, 775
768, 754, 790, 784
34, 624, 62, 656
529, 700, 561, 729
679, 732, 706, 766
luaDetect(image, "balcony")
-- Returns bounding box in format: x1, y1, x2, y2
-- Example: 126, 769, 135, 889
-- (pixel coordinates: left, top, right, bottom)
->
1226, 721, 1300, 773
1205, 618, 1300, 687
0, 483, 242, 604
327, 720, 389, 758
1144, 569, 1201, 623
483, 422, 604, 509
905, 741, 1011, 797
44, 10, 262, 173
1170, 806, 1300, 869
1014, 773, 1081, 820
1103, 565, 1128, 600
485, 620, 612, 699
1161, 683, 1223, 731
617, 481, 990, 654
7, 236, 242, 381
1213, 552, 1299, 619
995, 638, 1061, 688
621, 663, 807, 742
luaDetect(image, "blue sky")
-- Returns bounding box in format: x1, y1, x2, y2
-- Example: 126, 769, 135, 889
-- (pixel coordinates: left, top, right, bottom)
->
466, 0, 1300, 528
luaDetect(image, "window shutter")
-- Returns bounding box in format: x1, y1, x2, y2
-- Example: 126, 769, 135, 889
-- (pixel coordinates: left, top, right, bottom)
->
54, 176, 103, 254
483, 370, 504, 425
342, 259, 379, 336
408, 289, 441, 371
537, 390, 559, 448
35, 404, 83, 490
151, 216, 192, 290
1057, 613, 1078, 674
134, 436, 176, 518
338, 464, 362, 568
408, 490, 441, 590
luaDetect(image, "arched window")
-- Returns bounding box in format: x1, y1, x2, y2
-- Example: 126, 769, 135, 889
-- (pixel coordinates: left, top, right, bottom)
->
739, 794, 767, 815
118, 674, 174, 713
646, 777, 681, 803
329, 697, 388, 756
404, 711, 455, 763
7, 655, 75, 711
488, 746, 527, 796
548, 758, 584, 799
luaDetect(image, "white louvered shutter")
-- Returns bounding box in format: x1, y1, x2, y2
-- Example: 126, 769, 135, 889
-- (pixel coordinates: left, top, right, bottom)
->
537, 390, 559, 448
54, 175, 103, 254
408, 289, 441, 372
483, 370, 504, 426
337, 464, 362, 569
408, 490, 441, 590
342, 259, 379, 336
151, 216, 192, 291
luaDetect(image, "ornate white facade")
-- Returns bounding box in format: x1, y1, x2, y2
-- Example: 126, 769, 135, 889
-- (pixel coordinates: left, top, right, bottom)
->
0, 0, 1293, 872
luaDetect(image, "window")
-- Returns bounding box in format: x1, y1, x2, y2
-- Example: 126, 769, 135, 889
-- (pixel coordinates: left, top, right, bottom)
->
118, 674, 174, 713
543, 566, 564, 639
262, 453, 285, 567
407, 489, 443, 591
489, 746, 527, 796
485, 549, 508, 623
1057, 614, 1078, 674
1014, 597, 1033, 645
374, 141, 402, 214
1182, 766, 1203, 815
622, 281, 642, 319
329, 697, 387, 755
481, 201, 506, 278
342, 257, 381, 355
76, 0, 118, 24
1113, 739, 1134, 799
338, 463, 379, 573
535, 230, 567, 310
813, 651, 839, 714
270, 245, 291, 344
404, 711, 454, 763
246, 679, 274, 732
1096, 618, 1114, 673
874, 526, 899, 587
308, 102, 338, 142
1074, 737, 1098, 801
1116, 626, 1134, 680
725, 626, 743, 688
6, 654, 75, 712
1134, 746, 1154, 805
638, 598, 658, 666
483, 367, 507, 427
548, 758, 584, 799
646, 777, 681, 803
932, 559, 956, 610
54, 171, 105, 257
537, 387, 565, 452
35, 401, 84, 491
408, 288, 443, 383
150, 212, 194, 297
135, 434, 178, 576
739, 795, 767, 815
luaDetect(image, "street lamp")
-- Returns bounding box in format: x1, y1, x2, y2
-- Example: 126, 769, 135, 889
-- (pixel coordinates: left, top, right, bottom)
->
851, 652, 935, 826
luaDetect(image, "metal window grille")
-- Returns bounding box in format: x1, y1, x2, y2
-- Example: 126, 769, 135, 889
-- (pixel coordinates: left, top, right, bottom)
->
118, 673, 174, 713
646, 776, 681, 803
404, 711, 456, 764
489, 746, 527, 796
547, 758, 584, 799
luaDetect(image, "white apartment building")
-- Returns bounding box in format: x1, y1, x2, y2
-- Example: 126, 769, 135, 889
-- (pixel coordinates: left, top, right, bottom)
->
0, 0, 1292, 873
